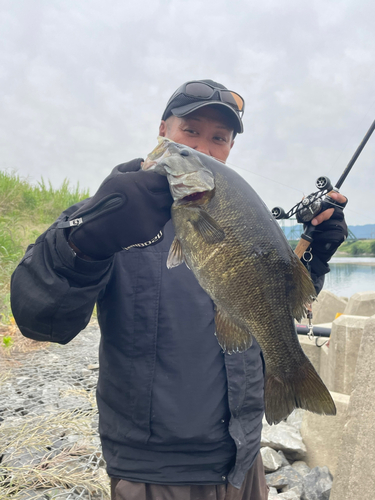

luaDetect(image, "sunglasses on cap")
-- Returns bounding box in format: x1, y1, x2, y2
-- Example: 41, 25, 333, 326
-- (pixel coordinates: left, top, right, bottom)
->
174, 81, 245, 117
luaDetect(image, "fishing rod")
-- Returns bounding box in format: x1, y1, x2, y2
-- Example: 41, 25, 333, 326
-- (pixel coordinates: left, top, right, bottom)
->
272, 119, 375, 259
296, 324, 330, 337
296, 324, 331, 347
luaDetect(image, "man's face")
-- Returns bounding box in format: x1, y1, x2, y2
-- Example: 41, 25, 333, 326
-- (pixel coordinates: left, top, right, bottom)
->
158, 107, 235, 163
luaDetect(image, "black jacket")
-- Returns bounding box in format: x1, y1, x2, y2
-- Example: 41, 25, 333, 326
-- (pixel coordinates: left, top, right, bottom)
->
10, 201, 321, 488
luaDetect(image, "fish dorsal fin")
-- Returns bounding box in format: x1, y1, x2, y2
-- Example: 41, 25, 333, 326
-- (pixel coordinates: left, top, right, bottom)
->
191, 208, 225, 244
215, 308, 253, 354
290, 259, 317, 321
167, 237, 185, 269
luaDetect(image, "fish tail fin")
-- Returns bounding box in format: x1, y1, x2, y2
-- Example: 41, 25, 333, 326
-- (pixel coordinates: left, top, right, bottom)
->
264, 359, 336, 425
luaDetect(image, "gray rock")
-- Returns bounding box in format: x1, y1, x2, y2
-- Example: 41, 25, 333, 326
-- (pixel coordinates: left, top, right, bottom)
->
292, 460, 311, 477
44, 487, 83, 498
286, 409, 305, 430
1, 447, 46, 468
302, 466, 333, 500
266, 465, 304, 496
277, 490, 301, 499
13, 489, 49, 499
268, 486, 279, 497
65, 433, 83, 444
260, 446, 283, 472
261, 420, 307, 460
277, 450, 290, 466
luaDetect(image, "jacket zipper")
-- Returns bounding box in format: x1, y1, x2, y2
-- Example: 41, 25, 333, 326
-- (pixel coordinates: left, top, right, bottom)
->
69, 196, 123, 227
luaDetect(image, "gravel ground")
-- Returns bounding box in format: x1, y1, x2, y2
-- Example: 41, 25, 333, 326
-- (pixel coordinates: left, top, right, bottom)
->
0, 321, 108, 500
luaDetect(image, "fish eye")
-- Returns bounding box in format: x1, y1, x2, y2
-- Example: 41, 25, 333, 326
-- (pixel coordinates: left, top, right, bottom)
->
180, 150, 190, 157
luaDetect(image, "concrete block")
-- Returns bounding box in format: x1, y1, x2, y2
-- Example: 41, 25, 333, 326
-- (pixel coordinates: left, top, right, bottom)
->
319, 315, 366, 394
344, 290, 375, 317
300, 391, 350, 476
330, 316, 375, 500
318, 342, 330, 387
298, 322, 332, 374
311, 290, 348, 324
298, 335, 321, 373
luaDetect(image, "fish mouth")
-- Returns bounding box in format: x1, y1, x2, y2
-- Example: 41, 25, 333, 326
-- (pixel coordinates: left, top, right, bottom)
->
176, 190, 210, 205
143, 137, 175, 171
168, 172, 213, 202
143, 138, 215, 202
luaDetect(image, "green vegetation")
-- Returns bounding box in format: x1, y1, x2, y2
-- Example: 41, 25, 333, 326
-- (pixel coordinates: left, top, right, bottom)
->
2, 335, 13, 348
289, 238, 375, 255
338, 239, 375, 256
0, 170, 89, 323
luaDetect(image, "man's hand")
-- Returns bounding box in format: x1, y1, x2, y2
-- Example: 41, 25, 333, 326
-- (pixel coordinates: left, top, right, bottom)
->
308, 191, 348, 272
68, 159, 173, 260
311, 192, 347, 226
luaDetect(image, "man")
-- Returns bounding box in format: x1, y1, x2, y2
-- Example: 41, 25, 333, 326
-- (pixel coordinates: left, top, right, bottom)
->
10, 80, 347, 500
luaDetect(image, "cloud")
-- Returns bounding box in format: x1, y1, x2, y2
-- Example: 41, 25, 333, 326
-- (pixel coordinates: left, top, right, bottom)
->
0, 0, 374, 224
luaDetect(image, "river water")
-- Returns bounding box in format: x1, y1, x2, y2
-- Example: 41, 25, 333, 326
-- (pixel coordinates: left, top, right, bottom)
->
323, 257, 375, 298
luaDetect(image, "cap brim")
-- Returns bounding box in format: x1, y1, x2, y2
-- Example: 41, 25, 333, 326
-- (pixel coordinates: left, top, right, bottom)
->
170, 101, 244, 134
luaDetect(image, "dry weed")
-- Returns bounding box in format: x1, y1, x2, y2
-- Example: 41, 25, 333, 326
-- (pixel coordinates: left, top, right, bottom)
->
0, 410, 109, 499
0, 319, 49, 369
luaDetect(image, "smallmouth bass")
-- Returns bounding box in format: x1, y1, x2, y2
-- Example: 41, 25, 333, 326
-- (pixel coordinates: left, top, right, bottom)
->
143, 139, 336, 425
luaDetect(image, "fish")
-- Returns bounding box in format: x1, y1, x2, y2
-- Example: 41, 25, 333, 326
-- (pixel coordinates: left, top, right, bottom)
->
143, 138, 336, 425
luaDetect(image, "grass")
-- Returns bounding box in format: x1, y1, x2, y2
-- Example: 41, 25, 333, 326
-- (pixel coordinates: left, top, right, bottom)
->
0, 172, 107, 498
0, 170, 89, 324
338, 239, 375, 256
0, 409, 110, 499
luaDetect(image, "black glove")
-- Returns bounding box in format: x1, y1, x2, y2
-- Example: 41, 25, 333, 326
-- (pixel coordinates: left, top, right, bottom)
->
68, 159, 173, 260
307, 204, 348, 276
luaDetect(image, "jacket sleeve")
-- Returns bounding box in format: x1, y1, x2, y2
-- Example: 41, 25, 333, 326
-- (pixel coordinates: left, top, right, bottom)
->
310, 271, 325, 296
10, 200, 113, 345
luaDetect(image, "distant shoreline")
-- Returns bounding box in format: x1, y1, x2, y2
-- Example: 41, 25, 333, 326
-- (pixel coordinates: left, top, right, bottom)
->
335, 251, 375, 257
330, 254, 375, 266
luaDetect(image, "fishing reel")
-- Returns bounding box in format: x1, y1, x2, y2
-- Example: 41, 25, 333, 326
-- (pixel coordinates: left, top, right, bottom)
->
272, 176, 335, 223
270, 118, 374, 263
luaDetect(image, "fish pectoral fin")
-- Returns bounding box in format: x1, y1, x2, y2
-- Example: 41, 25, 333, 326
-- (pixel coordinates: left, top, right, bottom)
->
215, 308, 253, 354
191, 208, 225, 244
167, 237, 185, 269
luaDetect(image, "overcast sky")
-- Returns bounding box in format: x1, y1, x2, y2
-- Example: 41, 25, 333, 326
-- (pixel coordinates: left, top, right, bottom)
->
1, 0, 374, 226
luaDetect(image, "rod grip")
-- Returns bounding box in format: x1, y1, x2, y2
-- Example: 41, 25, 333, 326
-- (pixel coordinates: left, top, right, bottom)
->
294, 237, 312, 259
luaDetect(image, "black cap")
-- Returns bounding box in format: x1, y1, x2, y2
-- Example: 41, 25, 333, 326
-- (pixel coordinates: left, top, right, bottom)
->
161, 79, 244, 134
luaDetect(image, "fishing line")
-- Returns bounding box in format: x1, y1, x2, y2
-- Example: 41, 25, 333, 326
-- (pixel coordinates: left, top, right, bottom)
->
220, 158, 373, 223
224, 161, 304, 194
208, 107, 375, 224
341, 206, 374, 223
223, 156, 374, 226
